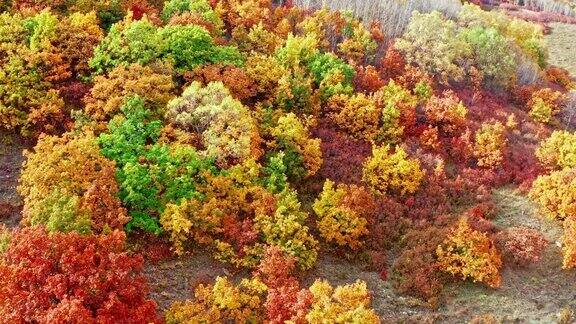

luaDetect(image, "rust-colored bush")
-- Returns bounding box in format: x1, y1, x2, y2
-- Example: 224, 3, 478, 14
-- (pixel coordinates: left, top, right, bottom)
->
545, 66, 574, 89
496, 227, 548, 267
390, 224, 448, 305
84, 63, 176, 121
255, 246, 311, 323
353, 65, 385, 94
423, 90, 468, 136
380, 47, 406, 79
187, 64, 257, 102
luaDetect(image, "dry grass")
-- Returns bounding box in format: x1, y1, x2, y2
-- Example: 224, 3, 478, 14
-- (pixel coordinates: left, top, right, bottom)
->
545, 22, 576, 76
559, 91, 576, 129
525, 0, 575, 17
516, 57, 543, 85
292, 0, 462, 37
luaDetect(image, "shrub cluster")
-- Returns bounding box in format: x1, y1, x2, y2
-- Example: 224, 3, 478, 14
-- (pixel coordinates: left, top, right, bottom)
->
473, 121, 507, 169
396, 4, 547, 89
496, 226, 548, 267
313, 180, 373, 249
527, 88, 566, 124
19, 132, 129, 234
0, 228, 159, 322
165, 247, 380, 323
362, 145, 425, 196
436, 218, 502, 288
3, 0, 575, 317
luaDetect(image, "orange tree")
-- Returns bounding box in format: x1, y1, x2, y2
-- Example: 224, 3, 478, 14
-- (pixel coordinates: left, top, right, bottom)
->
18, 132, 129, 234
436, 217, 502, 288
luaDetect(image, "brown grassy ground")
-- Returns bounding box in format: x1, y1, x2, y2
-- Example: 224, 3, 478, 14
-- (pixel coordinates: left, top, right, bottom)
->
438, 188, 576, 323
303, 188, 576, 322
546, 22, 576, 76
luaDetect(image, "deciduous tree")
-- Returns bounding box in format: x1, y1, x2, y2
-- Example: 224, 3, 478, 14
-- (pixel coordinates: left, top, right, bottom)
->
0, 228, 159, 323
436, 217, 502, 288
362, 145, 425, 196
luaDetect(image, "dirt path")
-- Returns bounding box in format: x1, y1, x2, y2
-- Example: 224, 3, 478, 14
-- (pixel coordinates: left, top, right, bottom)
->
546, 23, 576, 76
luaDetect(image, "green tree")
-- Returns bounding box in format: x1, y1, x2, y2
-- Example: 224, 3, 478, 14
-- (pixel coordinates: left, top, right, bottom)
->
459, 26, 517, 88
90, 13, 164, 74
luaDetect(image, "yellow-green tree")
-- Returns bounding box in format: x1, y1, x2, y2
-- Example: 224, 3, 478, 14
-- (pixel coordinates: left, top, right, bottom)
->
473, 121, 507, 168
306, 280, 380, 324
535, 130, 576, 170
362, 145, 425, 196
529, 168, 576, 221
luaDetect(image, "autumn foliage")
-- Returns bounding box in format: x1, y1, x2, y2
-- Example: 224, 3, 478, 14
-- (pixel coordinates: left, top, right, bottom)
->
496, 226, 548, 267
423, 91, 468, 135
362, 145, 425, 196
0, 227, 159, 323
2, 0, 576, 319
530, 168, 576, 221
165, 246, 380, 323
473, 121, 507, 169
313, 180, 372, 249
19, 132, 129, 233
535, 130, 576, 170
436, 218, 502, 288
84, 62, 176, 122
528, 88, 566, 123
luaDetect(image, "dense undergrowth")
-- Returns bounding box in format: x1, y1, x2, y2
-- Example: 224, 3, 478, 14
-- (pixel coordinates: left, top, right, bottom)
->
0, 0, 575, 322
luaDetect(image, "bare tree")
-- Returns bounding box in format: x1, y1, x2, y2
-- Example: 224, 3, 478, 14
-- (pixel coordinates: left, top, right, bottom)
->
292, 0, 462, 38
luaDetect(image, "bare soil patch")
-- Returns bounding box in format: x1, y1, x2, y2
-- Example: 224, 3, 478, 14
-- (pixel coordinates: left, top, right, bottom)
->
0, 132, 25, 228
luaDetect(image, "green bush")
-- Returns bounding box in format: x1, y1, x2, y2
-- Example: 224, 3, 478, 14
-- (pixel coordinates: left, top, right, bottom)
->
395, 11, 470, 83
162, 0, 224, 32
159, 25, 244, 71
307, 52, 355, 101
90, 14, 163, 74
99, 96, 215, 233
91, 14, 243, 74
459, 26, 517, 88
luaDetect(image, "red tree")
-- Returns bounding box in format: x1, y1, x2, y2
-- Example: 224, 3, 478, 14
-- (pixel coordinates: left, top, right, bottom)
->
0, 227, 160, 323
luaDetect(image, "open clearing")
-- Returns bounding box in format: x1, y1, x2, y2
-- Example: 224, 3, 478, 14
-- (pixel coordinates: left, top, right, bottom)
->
546, 22, 576, 76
